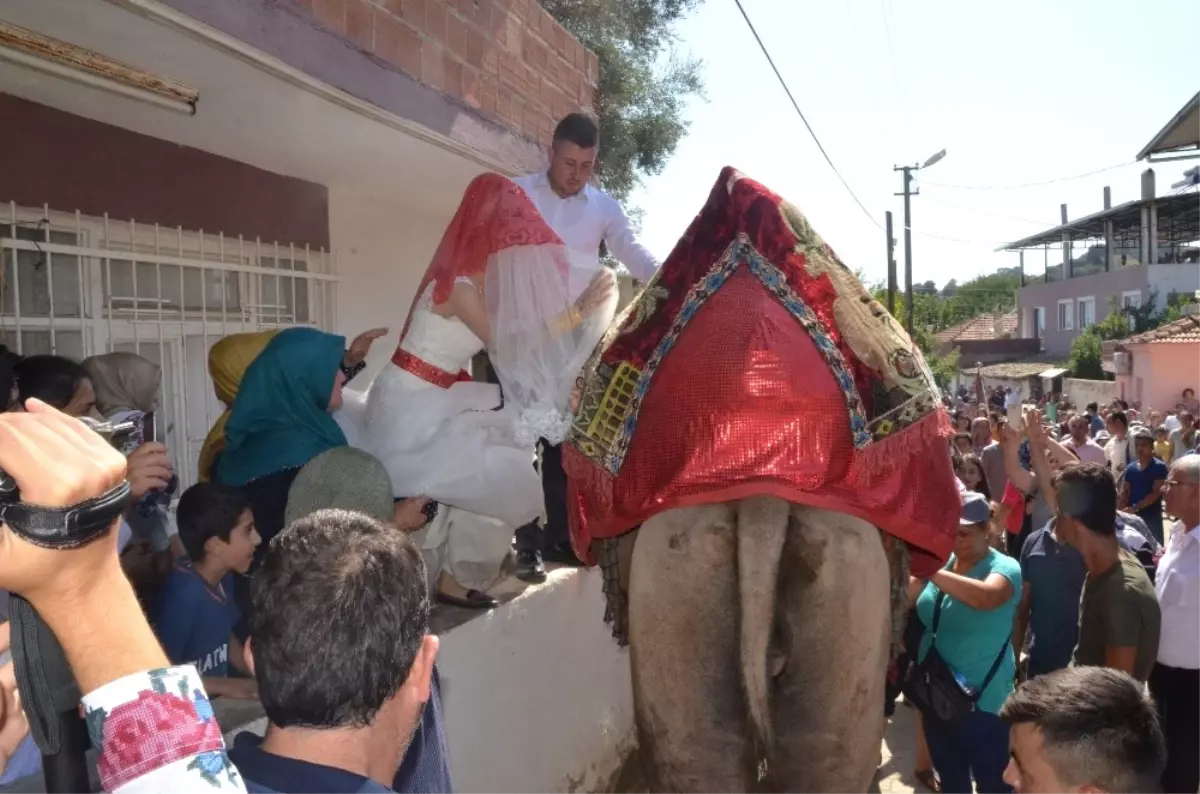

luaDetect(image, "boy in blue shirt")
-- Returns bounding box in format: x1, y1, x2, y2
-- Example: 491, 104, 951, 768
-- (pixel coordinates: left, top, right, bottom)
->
153, 482, 260, 698
1120, 428, 1169, 545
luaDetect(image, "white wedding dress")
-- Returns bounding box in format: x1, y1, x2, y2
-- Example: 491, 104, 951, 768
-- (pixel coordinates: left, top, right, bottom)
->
358, 280, 544, 591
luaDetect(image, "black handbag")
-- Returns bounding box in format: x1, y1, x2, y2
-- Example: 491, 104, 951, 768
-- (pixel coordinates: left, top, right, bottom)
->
902, 589, 1010, 728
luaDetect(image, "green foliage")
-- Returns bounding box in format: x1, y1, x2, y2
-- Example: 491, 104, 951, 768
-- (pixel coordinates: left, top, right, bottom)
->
1157, 291, 1192, 325
1067, 330, 1105, 380
926, 347, 961, 390
542, 0, 704, 202
1065, 290, 1190, 380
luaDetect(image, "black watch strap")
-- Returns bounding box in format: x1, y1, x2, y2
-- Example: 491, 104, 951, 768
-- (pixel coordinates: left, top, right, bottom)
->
340, 358, 366, 382
0, 482, 133, 549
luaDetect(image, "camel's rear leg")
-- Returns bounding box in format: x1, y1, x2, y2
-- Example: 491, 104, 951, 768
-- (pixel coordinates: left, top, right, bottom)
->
769, 505, 891, 792
628, 503, 751, 793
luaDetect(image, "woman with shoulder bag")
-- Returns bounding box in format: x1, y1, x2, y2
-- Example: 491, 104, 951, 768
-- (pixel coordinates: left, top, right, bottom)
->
906, 491, 1023, 793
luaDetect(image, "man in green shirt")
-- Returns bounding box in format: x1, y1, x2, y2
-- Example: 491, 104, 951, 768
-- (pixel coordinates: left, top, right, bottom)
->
1053, 462, 1161, 681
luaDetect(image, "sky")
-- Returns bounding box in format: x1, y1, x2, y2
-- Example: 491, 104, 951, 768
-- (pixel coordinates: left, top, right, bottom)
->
627, 0, 1199, 291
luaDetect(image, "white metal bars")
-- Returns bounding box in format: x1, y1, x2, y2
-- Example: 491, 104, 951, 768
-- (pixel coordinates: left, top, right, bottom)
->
1, 202, 338, 487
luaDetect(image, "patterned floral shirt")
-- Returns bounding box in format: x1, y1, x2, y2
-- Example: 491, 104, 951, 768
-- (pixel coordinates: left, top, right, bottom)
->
81, 665, 245, 793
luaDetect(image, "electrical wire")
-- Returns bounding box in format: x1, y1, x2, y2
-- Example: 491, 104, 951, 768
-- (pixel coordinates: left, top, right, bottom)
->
921, 162, 1135, 191
733, 0, 1021, 250
732, 0, 883, 230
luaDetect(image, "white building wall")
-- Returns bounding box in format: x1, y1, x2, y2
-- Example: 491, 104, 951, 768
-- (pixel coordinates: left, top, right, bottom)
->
1063, 377, 1116, 409
1147, 264, 1200, 310
328, 190, 451, 387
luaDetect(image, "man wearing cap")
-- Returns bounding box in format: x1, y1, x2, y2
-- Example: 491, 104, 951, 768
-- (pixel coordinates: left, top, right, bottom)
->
228, 447, 451, 794
1120, 427, 1169, 545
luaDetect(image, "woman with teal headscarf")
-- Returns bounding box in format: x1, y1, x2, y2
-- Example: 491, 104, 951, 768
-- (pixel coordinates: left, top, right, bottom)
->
218, 327, 348, 487
216, 326, 384, 575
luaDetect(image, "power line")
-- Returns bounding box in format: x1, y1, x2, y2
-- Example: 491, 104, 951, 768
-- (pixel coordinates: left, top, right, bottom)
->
732, 0, 882, 230
920, 162, 1135, 191
732, 0, 1022, 251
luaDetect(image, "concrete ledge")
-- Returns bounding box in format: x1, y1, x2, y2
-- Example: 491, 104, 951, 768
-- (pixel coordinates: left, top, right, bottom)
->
439, 567, 635, 793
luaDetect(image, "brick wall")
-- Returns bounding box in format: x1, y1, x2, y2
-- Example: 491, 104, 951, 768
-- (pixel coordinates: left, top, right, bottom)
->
294, 0, 598, 146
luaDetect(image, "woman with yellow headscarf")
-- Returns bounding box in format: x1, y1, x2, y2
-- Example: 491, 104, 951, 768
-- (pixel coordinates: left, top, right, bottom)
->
197, 330, 279, 481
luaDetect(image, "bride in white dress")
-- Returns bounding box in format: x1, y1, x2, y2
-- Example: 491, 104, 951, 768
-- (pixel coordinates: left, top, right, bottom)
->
359, 173, 617, 608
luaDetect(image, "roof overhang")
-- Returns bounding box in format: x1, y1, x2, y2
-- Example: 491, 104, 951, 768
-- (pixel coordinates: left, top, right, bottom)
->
0, 0, 541, 216
998, 192, 1200, 251
1039, 367, 1068, 379
1138, 92, 1200, 162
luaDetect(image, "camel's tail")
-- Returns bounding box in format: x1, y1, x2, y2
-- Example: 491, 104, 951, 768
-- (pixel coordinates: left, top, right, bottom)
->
736, 495, 789, 780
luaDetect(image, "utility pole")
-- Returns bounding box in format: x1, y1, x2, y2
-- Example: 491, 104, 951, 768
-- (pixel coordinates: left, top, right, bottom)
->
894, 164, 919, 336
885, 211, 897, 316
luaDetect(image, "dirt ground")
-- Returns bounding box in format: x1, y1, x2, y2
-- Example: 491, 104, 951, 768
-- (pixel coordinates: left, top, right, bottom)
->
612, 697, 929, 793
877, 699, 924, 794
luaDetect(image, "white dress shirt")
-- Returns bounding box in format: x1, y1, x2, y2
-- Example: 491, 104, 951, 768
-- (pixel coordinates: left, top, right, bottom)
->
1156, 520, 1200, 669
1064, 437, 1107, 466
513, 172, 659, 283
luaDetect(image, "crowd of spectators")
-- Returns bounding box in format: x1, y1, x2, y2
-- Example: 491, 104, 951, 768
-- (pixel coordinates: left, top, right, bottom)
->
0, 332, 447, 794
0, 337, 1195, 794
906, 386, 1199, 794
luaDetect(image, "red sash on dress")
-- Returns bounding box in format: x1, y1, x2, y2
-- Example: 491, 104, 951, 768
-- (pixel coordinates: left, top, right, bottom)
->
391, 348, 474, 389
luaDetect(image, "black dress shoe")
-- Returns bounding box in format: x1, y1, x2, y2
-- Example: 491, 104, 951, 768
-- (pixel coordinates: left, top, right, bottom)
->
515, 550, 547, 583
435, 589, 499, 609
542, 542, 584, 567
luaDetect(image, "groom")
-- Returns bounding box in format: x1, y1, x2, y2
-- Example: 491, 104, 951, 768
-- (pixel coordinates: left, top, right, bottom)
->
511, 113, 659, 582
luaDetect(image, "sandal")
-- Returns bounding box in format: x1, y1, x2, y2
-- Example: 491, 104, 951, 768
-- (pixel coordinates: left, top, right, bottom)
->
915, 768, 941, 793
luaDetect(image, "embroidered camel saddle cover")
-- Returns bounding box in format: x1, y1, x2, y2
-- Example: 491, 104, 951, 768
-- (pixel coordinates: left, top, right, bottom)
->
564, 169, 959, 593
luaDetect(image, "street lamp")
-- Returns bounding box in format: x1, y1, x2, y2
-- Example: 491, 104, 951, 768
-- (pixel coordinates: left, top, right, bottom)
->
894, 149, 948, 336
923, 149, 947, 169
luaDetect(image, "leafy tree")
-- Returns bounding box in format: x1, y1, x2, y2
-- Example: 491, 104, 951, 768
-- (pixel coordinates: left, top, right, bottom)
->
543, 0, 704, 202
940, 279, 958, 298
1065, 292, 1186, 380
1067, 329, 1105, 379
926, 347, 961, 390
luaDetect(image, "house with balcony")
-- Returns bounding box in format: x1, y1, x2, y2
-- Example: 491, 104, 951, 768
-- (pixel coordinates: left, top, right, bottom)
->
0, 2, 640, 790
1001, 179, 1199, 358
999, 93, 1200, 359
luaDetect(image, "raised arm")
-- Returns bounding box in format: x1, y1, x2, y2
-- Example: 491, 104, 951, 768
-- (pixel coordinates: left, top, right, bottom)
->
1024, 408, 1060, 515
1002, 424, 1035, 495
0, 402, 245, 793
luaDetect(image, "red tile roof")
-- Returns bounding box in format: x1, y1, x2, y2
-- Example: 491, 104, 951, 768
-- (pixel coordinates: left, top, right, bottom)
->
1119, 315, 1200, 345
934, 312, 1019, 346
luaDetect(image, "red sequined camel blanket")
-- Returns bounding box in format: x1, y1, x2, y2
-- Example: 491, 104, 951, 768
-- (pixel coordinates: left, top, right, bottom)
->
563, 168, 958, 578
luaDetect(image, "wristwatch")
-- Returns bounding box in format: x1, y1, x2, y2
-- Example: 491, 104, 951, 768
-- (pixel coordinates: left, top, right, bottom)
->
340, 358, 367, 382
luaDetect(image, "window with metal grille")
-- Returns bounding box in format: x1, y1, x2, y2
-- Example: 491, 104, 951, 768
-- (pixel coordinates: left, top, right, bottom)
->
1, 203, 338, 487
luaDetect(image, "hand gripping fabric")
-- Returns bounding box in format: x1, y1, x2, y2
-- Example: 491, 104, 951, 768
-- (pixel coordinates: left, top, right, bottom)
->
564, 168, 959, 605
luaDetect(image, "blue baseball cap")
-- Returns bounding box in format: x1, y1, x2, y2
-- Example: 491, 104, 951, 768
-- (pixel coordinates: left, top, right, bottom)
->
960, 491, 991, 525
